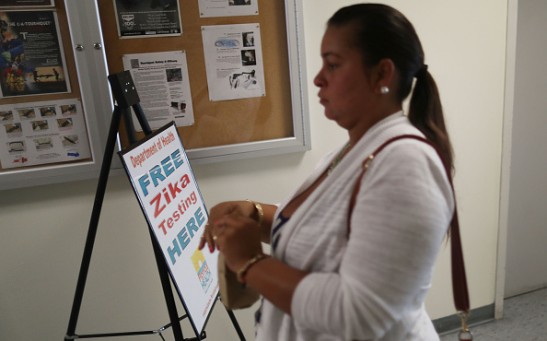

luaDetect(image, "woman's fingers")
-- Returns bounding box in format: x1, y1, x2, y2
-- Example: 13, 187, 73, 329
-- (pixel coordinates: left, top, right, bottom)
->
198, 222, 216, 252
198, 200, 259, 252
210, 214, 263, 270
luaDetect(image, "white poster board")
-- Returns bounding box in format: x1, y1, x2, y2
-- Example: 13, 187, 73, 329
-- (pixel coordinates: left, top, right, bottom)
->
119, 122, 218, 336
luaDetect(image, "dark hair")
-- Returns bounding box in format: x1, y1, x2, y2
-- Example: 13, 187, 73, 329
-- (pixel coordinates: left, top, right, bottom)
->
328, 3, 454, 171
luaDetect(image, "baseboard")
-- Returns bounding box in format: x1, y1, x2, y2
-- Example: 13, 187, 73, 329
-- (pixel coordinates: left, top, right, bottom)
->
433, 304, 495, 335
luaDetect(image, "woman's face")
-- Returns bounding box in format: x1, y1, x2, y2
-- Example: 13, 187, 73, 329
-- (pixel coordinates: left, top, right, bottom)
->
314, 24, 375, 131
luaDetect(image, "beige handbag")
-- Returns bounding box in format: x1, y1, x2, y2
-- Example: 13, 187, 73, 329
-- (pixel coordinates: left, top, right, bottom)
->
218, 253, 260, 309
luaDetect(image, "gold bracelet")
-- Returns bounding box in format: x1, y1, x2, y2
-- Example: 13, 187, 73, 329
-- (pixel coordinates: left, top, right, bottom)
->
236, 253, 268, 284
245, 199, 264, 227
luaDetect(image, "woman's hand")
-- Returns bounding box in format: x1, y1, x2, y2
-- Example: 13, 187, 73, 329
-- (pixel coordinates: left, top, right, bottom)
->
211, 212, 264, 273
200, 201, 307, 315
198, 200, 257, 252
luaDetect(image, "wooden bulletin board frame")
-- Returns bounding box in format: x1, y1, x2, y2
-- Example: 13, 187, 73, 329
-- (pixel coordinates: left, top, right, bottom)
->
98, 0, 310, 165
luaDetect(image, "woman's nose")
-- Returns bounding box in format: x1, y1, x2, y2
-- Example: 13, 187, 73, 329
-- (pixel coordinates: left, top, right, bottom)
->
314, 70, 325, 87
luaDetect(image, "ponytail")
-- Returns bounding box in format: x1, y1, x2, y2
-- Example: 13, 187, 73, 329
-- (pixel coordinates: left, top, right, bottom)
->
408, 67, 454, 172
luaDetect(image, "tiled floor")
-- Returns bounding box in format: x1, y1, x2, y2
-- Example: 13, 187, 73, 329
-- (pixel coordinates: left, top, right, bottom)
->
440, 287, 547, 340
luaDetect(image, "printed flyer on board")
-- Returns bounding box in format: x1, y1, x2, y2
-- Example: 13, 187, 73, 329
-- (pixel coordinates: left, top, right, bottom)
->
119, 123, 218, 335
198, 0, 258, 18
0, 99, 91, 169
113, 0, 181, 38
0, 0, 54, 8
123, 51, 194, 130
201, 23, 265, 101
0, 10, 70, 98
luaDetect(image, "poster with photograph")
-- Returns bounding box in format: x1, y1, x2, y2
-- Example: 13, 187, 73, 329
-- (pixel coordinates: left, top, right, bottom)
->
201, 24, 265, 101
0, 0, 54, 8
0, 99, 91, 169
123, 51, 194, 131
114, 0, 182, 38
119, 123, 218, 336
198, 0, 258, 18
0, 10, 70, 98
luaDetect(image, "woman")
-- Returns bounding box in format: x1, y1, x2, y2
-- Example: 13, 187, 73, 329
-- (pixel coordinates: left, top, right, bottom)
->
199, 4, 454, 340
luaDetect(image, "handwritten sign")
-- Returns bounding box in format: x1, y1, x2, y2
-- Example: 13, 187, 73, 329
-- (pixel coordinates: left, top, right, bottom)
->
119, 122, 218, 335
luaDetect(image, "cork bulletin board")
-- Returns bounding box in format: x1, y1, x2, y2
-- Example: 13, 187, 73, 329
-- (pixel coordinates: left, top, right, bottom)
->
97, 0, 310, 163
0, 0, 309, 189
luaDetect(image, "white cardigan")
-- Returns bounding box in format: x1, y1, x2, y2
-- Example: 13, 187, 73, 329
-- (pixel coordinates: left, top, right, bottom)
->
255, 112, 454, 341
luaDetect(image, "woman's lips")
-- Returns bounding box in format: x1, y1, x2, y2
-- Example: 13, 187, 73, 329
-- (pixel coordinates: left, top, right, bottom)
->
319, 97, 327, 105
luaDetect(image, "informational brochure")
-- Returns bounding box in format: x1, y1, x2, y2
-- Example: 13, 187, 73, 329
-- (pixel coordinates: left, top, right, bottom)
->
0, 99, 91, 169
0, 10, 70, 98
123, 51, 194, 130
201, 24, 265, 101
119, 123, 218, 337
198, 0, 258, 18
0, 0, 54, 8
113, 0, 182, 38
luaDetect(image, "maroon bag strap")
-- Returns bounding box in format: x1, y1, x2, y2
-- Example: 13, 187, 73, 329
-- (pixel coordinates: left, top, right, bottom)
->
348, 134, 470, 316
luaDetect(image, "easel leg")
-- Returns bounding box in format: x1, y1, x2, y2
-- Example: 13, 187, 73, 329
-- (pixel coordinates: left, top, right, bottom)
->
226, 309, 247, 341
150, 230, 186, 340
65, 106, 123, 339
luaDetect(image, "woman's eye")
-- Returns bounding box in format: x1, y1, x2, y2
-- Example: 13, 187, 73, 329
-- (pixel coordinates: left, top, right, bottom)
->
326, 63, 338, 70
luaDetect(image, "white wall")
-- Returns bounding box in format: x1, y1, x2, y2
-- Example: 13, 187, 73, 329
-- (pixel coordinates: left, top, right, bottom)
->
0, 1, 509, 340
504, 0, 547, 297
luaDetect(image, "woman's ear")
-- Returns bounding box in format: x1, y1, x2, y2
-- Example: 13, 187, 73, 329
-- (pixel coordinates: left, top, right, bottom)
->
373, 58, 396, 94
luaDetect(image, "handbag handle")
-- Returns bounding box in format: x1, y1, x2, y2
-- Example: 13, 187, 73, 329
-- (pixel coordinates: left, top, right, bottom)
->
348, 135, 470, 332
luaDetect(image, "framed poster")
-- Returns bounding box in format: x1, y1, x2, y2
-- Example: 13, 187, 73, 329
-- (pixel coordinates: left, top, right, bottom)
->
119, 122, 218, 337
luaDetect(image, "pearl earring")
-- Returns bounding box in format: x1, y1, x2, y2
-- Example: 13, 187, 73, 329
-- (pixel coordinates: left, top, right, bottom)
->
380, 86, 390, 94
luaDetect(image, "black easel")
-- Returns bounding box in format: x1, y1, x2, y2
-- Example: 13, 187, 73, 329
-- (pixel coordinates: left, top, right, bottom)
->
65, 71, 246, 341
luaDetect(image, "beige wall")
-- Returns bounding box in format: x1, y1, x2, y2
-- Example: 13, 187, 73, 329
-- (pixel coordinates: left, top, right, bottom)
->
0, 1, 509, 340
